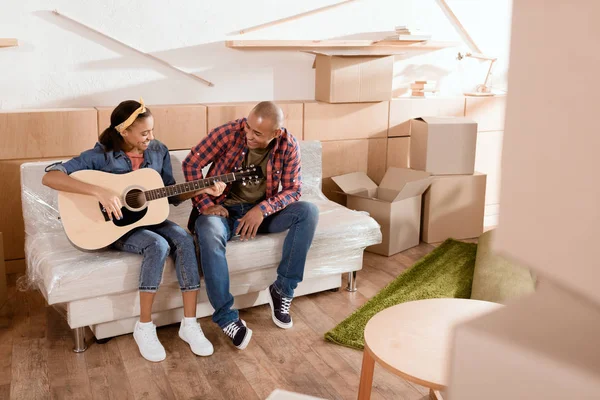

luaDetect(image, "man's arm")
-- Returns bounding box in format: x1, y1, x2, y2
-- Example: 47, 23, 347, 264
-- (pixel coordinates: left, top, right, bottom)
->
257, 139, 302, 217
182, 127, 230, 213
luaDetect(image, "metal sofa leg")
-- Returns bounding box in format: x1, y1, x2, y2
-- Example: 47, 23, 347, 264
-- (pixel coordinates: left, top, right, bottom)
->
73, 327, 87, 353
346, 271, 358, 292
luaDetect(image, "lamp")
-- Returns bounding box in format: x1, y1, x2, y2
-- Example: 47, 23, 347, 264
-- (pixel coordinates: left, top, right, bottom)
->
457, 52, 497, 96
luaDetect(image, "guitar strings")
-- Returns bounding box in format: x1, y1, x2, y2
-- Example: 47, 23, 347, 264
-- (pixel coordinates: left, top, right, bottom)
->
121, 170, 256, 202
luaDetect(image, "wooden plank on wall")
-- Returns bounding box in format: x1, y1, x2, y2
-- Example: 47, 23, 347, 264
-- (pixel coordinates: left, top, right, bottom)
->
465, 96, 506, 132
386, 137, 411, 169
0, 109, 98, 160
96, 104, 208, 150
303, 101, 389, 141
321, 138, 387, 204
206, 101, 304, 139
388, 97, 466, 137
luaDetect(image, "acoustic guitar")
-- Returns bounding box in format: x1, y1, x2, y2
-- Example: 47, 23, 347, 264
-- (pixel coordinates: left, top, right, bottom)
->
57, 166, 263, 250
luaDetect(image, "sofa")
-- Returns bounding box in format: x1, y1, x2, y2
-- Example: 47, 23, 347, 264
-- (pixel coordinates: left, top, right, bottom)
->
19, 141, 382, 351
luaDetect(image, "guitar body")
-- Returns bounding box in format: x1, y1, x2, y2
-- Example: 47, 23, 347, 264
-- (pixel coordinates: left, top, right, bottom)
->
57, 169, 170, 250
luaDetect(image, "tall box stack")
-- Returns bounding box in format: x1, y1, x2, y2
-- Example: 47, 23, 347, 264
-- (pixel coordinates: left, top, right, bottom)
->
410, 117, 486, 243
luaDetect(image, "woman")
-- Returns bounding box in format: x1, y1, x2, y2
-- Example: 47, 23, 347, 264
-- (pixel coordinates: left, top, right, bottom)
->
42, 99, 224, 362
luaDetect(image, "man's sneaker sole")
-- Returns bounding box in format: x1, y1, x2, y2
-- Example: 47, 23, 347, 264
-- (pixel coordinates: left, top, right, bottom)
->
178, 330, 214, 357
267, 291, 293, 329
236, 328, 253, 350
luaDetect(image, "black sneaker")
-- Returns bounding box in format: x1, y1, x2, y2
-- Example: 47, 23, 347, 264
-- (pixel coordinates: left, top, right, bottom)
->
267, 284, 293, 329
222, 319, 252, 350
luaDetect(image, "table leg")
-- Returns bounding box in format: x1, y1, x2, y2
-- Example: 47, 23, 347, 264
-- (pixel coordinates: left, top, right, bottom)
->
357, 345, 376, 400
429, 388, 444, 400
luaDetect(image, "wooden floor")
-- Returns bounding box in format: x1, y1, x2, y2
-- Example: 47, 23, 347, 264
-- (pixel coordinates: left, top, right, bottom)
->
1, 242, 445, 400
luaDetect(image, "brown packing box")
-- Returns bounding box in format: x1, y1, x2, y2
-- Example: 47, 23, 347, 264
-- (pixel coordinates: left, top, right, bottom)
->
388, 97, 466, 137
410, 116, 478, 175
0, 233, 7, 315
314, 54, 394, 103
421, 173, 486, 243
303, 101, 389, 141
332, 168, 432, 256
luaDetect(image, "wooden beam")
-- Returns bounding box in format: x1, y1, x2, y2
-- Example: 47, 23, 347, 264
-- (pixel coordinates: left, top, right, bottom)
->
0, 38, 18, 48
52, 10, 214, 87
435, 0, 483, 54
232, 0, 359, 35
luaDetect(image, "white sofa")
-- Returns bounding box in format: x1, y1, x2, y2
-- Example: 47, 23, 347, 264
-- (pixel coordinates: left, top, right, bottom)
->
20, 141, 381, 351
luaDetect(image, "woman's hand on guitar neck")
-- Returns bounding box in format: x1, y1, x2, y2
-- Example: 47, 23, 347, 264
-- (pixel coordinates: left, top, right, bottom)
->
93, 187, 124, 221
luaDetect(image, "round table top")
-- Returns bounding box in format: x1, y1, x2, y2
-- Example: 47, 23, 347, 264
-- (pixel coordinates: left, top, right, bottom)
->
364, 298, 502, 389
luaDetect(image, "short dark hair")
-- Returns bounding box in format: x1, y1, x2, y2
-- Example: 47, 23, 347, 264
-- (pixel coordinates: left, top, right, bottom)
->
250, 101, 284, 130
99, 100, 152, 152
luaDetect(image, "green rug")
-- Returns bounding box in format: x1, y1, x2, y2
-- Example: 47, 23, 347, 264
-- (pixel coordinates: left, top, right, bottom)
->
324, 239, 477, 350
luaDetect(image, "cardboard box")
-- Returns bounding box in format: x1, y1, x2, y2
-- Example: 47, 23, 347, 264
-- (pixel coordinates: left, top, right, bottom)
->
205, 101, 304, 138
0, 108, 98, 160
97, 104, 207, 150
314, 54, 393, 103
421, 173, 486, 243
410, 116, 478, 175
303, 101, 389, 141
387, 137, 410, 169
332, 168, 432, 256
0, 233, 7, 314
388, 97, 466, 137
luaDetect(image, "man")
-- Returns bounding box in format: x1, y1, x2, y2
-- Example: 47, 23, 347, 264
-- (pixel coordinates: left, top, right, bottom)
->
182, 101, 319, 350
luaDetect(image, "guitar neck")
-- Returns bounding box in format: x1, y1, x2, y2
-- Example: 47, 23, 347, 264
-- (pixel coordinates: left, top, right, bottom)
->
144, 173, 236, 201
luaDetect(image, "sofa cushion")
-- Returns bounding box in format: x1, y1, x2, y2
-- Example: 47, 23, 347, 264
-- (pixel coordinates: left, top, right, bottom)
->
470, 229, 536, 304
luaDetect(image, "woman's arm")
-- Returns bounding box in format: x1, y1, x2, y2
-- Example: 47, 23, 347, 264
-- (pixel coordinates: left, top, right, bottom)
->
42, 170, 124, 220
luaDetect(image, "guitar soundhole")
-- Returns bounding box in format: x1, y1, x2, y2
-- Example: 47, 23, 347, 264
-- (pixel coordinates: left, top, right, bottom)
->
124, 189, 146, 210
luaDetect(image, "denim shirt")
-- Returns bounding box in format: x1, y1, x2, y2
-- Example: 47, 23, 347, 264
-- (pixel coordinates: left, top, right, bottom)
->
46, 140, 181, 205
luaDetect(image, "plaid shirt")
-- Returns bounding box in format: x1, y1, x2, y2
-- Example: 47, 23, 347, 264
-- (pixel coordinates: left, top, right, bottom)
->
182, 118, 302, 217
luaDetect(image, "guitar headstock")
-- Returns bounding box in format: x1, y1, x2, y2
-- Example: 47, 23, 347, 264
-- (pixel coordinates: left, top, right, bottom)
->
236, 165, 265, 186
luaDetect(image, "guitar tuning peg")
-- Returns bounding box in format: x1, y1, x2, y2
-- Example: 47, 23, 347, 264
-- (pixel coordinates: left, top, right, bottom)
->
249, 164, 255, 167
242, 182, 247, 186
254, 180, 260, 184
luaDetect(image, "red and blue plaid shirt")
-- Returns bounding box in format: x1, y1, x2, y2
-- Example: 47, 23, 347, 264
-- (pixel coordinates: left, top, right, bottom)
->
182, 118, 302, 217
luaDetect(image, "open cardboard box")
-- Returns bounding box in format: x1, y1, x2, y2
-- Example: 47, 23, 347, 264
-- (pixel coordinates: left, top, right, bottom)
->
332, 168, 432, 256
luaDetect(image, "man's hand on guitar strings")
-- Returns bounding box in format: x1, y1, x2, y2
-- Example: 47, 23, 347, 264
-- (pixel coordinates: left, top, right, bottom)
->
201, 181, 226, 197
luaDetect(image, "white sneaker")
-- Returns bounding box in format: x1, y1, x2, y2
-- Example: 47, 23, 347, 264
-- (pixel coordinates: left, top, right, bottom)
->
133, 321, 166, 362
179, 318, 214, 356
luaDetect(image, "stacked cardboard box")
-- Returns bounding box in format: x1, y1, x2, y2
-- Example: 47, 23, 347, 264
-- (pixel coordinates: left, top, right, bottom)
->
410, 117, 487, 243
314, 53, 394, 103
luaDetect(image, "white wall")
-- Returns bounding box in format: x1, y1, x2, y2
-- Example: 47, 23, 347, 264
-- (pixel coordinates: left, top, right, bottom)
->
0, 0, 512, 109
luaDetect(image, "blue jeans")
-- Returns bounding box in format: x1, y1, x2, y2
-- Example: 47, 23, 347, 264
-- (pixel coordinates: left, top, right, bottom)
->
194, 201, 319, 328
113, 219, 201, 293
